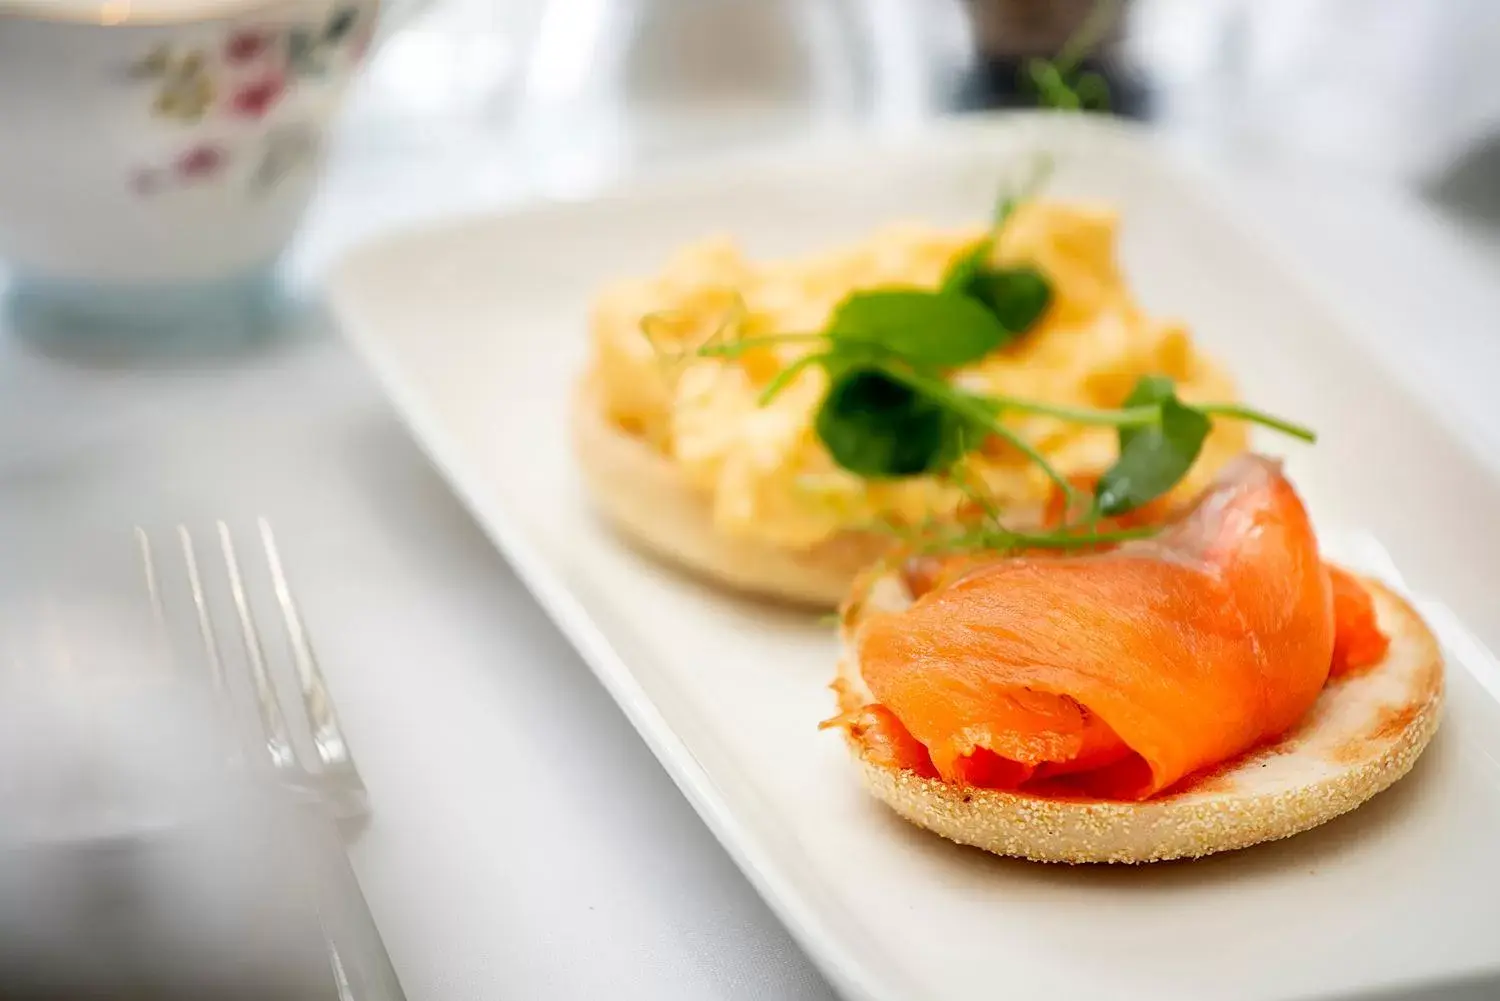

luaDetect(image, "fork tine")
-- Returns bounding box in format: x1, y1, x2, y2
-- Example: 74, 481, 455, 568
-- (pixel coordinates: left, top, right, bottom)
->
136, 526, 167, 634
135, 523, 365, 817
178, 526, 228, 695
259, 518, 363, 789
134, 527, 182, 684
216, 522, 298, 773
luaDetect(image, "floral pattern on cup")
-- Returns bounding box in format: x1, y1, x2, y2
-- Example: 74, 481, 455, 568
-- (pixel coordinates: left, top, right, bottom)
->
130, 48, 216, 122
131, 124, 330, 198
228, 69, 288, 118
126, 3, 369, 197
131, 142, 233, 195
225, 29, 276, 65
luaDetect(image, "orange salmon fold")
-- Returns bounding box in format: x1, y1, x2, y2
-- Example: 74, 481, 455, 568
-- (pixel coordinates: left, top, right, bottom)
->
1328, 564, 1390, 677
854, 455, 1339, 800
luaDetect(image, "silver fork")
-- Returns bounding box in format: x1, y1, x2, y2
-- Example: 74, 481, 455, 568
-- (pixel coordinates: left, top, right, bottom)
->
135, 518, 368, 820
135, 519, 404, 1001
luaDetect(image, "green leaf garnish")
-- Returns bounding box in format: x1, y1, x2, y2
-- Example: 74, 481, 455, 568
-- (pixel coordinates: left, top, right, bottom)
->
957, 266, 1052, 336
938, 156, 1059, 344
871, 363, 1078, 506
815, 368, 964, 478
827, 289, 1008, 370
940, 239, 993, 299
940, 247, 1051, 345
1095, 379, 1212, 516
1115, 375, 1178, 449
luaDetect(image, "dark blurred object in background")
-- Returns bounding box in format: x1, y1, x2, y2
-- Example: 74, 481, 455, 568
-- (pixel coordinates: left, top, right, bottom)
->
1432, 136, 1500, 229
956, 0, 1148, 116
968, 0, 1101, 57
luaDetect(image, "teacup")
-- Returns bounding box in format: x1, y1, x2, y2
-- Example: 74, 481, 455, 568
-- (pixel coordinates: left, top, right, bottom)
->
0, 0, 387, 344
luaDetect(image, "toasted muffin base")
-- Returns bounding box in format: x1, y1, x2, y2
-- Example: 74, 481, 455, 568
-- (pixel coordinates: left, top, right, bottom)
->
572, 376, 891, 607
836, 577, 1444, 864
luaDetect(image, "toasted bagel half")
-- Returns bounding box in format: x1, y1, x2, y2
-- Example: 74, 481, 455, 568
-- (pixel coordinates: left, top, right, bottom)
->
834, 572, 1443, 864
572, 377, 891, 607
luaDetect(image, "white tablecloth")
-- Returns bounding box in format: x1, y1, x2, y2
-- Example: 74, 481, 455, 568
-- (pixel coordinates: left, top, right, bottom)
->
1, 45, 1498, 1001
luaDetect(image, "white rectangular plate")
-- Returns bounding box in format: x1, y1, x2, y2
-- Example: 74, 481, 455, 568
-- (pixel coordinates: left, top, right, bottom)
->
329, 115, 1500, 1001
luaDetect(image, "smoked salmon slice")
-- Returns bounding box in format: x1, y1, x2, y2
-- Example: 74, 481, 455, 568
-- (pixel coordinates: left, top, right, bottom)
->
841, 455, 1386, 801
1328, 565, 1390, 677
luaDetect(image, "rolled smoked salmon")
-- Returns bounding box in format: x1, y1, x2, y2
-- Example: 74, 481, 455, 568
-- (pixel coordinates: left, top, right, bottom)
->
834, 455, 1391, 801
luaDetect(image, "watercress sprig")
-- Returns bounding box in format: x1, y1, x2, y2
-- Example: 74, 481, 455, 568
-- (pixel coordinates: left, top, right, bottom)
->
661, 160, 1315, 553
699, 301, 1312, 520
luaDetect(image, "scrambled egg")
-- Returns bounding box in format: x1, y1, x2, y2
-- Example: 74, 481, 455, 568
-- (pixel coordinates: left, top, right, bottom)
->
588, 201, 1246, 550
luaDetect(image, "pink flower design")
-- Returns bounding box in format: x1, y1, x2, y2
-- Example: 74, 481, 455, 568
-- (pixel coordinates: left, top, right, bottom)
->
176, 144, 227, 179
225, 29, 273, 64
230, 73, 287, 118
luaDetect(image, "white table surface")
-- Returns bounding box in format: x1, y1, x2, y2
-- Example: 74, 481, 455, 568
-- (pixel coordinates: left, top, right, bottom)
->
3, 40, 1500, 1001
